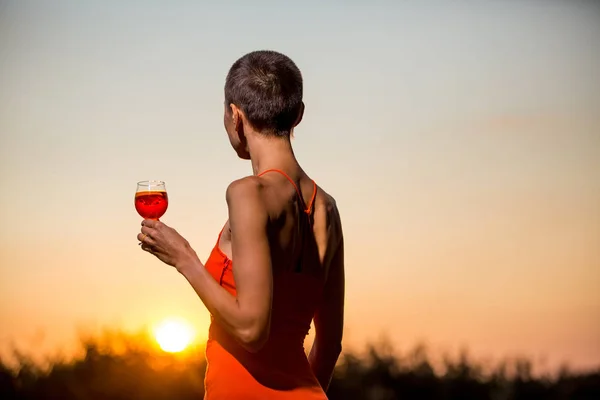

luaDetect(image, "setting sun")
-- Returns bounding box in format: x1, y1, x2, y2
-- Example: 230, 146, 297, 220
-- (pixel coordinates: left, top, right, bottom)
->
153, 318, 195, 353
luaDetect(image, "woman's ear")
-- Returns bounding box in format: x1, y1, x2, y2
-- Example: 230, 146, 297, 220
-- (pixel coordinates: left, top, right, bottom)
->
230, 103, 241, 131
293, 102, 305, 128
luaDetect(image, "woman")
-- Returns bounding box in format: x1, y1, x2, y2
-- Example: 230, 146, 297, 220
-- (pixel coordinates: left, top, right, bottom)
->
137, 50, 345, 399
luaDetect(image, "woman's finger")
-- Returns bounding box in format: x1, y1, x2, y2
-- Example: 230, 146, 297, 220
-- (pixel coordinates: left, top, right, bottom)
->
142, 219, 161, 229
141, 243, 159, 253
138, 232, 147, 243
141, 243, 154, 254
138, 232, 158, 247
141, 225, 157, 238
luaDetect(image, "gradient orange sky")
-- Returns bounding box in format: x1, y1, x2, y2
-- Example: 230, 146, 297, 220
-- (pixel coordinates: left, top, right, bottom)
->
1, 1, 599, 371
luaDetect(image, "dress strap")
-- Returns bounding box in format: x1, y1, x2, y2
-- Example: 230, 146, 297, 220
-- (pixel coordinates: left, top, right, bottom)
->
258, 169, 317, 214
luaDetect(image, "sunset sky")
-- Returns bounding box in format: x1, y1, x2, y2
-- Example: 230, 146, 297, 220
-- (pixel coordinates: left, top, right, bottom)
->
1, 0, 599, 371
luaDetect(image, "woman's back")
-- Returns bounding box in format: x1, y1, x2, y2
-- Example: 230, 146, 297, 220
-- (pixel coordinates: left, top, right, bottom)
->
136, 50, 343, 399
204, 168, 343, 399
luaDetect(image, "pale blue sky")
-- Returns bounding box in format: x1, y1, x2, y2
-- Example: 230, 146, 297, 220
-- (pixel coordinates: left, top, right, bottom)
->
1, 0, 599, 370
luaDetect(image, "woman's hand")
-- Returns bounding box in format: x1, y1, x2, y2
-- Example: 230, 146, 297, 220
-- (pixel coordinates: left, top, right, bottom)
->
138, 219, 198, 272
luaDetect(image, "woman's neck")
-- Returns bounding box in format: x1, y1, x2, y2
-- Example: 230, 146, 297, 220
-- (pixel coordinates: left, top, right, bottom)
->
248, 135, 300, 176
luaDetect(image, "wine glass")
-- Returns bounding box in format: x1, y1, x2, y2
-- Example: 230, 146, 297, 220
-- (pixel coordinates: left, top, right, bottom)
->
135, 180, 168, 220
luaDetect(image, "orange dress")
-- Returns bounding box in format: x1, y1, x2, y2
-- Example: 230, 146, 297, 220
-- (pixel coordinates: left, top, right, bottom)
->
203, 170, 328, 399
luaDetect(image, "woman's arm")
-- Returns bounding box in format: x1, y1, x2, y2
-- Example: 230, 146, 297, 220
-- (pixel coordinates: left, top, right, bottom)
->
139, 177, 273, 352
184, 178, 273, 351
309, 234, 345, 391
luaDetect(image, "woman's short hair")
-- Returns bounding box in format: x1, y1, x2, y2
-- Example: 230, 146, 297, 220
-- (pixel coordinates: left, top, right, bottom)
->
225, 50, 303, 137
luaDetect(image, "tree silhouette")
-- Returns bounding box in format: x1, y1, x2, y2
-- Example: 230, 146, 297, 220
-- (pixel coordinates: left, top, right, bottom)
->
1, 329, 598, 400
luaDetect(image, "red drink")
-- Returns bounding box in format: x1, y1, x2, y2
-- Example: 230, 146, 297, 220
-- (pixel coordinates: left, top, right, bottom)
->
135, 191, 168, 220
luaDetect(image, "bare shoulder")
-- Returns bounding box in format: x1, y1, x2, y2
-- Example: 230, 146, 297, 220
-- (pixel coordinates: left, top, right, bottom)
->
316, 186, 339, 217
314, 185, 343, 243
226, 176, 264, 202
225, 176, 269, 216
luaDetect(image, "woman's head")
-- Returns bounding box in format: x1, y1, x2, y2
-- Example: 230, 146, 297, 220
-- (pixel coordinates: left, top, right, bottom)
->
223, 50, 304, 159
